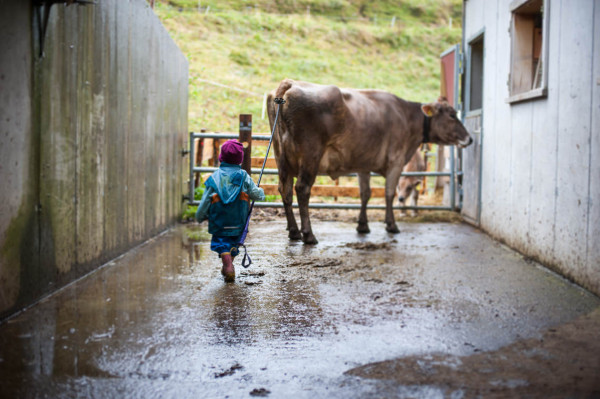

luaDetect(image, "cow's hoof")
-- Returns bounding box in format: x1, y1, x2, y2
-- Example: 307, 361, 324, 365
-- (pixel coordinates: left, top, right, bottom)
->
356, 224, 370, 234
386, 225, 400, 234
289, 230, 302, 240
302, 233, 318, 245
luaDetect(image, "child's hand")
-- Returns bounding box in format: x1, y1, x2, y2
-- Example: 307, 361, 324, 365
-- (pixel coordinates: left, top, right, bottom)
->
198, 216, 208, 223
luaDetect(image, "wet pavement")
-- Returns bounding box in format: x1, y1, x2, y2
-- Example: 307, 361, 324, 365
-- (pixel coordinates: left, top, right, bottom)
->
1, 219, 599, 398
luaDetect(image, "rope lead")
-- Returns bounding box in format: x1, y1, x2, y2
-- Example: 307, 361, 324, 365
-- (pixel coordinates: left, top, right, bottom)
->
239, 98, 285, 268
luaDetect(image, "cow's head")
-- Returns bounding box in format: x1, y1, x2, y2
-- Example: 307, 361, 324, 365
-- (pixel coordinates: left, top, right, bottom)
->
397, 177, 422, 205
421, 99, 473, 148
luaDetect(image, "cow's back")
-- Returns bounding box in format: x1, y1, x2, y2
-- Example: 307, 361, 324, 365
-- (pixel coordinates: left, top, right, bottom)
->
281, 80, 347, 136
270, 79, 416, 178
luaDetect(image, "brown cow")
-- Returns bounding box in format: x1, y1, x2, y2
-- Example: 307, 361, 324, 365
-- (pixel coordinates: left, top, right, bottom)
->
397, 150, 426, 217
267, 79, 472, 244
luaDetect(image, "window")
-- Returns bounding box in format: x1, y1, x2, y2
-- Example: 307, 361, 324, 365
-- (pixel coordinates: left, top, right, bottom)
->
468, 35, 484, 112
508, 0, 549, 103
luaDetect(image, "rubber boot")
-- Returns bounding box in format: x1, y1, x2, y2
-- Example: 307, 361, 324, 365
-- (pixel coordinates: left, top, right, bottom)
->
221, 253, 235, 283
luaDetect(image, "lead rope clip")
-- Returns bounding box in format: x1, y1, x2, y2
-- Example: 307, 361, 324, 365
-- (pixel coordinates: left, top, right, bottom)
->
240, 244, 252, 268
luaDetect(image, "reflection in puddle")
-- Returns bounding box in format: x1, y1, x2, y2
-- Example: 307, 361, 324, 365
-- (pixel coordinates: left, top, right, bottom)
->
1, 221, 599, 398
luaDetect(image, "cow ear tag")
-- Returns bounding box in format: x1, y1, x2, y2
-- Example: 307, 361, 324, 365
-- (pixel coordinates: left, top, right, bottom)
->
421, 104, 434, 117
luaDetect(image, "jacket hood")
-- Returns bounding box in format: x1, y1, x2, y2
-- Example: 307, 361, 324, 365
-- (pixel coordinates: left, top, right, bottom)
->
205, 163, 245, 204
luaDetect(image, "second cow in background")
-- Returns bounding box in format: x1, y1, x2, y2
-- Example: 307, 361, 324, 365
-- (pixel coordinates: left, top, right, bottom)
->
397, 150, 426, 217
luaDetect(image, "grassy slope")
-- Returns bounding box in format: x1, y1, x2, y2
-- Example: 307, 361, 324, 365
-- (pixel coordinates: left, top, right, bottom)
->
155, 0, 462, 134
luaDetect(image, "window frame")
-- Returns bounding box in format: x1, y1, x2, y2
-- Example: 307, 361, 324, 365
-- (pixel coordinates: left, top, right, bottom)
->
466, 30, 485, 116
507, 0, 550, 104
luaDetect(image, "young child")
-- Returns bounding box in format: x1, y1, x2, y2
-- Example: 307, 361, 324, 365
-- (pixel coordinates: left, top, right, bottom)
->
195, 140, 265, 282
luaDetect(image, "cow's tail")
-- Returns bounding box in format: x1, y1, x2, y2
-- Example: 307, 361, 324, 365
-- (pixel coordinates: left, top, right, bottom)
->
275, 78, 293, 99
266, 90, 277, 134
267, 79, 293, 156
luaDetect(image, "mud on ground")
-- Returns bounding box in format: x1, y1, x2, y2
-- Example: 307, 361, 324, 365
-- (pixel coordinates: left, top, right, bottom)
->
241, 215, 600, 398
250, 207, 463, 224
346, 308, 600, 398
2, 216, 599, 398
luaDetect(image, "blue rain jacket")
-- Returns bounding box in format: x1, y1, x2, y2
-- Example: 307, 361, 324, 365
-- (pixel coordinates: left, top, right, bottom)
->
195, 162, 265, 236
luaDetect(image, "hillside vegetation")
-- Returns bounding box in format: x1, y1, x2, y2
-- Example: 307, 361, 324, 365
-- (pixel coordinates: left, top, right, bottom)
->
155, 0, 462, 134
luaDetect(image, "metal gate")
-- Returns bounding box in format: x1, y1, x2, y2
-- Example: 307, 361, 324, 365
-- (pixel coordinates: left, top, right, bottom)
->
187, 134, 462, 212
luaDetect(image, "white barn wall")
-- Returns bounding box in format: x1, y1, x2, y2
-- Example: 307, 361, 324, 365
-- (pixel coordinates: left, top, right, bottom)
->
528, 1, 561, 268
478, 1, 509, 240
507, 102, 531, 249
493, 0, 515, 248
590, 3, 600, 293
554, 2, 594, 284
463, 0, 600, 295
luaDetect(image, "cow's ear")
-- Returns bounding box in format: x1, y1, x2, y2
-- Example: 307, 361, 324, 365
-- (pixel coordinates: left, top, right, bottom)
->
421, 103, 437, 117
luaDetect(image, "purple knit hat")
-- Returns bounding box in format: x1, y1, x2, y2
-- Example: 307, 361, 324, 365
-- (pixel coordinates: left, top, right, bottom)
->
218, 140, 244, 165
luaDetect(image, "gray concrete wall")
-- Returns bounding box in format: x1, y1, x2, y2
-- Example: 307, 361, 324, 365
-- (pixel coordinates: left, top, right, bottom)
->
461, 0, 600, 296
0, 0, 36, 315
0, 0, 189, 319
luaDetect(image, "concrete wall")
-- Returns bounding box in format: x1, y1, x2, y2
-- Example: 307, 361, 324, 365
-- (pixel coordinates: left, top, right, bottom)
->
0, 0, 188, 319
461, 0, 600, 296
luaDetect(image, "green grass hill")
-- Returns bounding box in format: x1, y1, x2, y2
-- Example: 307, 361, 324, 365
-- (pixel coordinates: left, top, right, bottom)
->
155, 0, 462, 134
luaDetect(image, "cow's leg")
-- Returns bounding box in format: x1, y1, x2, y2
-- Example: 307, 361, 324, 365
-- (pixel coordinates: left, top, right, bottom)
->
278, 169, 301, 240
411, 186, 419, 216
357, 172, 371, 233
384, 167, 403, 233
295, 170, 318, 244
398, 195, 408, 217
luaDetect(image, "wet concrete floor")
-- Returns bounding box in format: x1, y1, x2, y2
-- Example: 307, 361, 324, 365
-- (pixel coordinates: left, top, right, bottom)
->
1, 219, 599, 398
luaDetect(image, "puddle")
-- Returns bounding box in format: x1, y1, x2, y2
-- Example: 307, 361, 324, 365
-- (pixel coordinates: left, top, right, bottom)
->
1, 220, 599, 398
